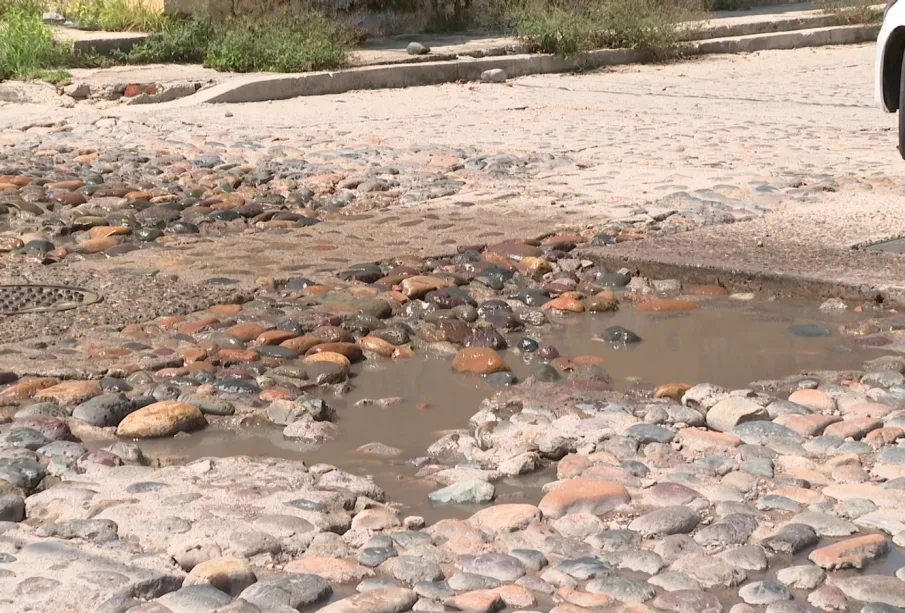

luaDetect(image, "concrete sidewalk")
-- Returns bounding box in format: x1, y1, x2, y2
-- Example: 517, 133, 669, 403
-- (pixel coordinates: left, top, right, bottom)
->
40, 2, 881, 106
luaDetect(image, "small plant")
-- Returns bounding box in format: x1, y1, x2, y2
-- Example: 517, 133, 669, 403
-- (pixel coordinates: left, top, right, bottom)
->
203, 11, 352, 73
57, 0, 171, 32
0, 1, 74, 81
509, 0, 703, 58
124, 15, 214, 63
816, 0, 883, 24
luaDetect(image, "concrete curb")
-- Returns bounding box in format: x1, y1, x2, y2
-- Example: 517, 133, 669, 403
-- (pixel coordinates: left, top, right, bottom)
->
185, 23, 878, 104
582, 246, 905, 307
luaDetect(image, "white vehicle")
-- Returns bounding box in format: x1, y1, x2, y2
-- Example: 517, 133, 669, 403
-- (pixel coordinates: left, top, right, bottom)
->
877, 0, 905, 155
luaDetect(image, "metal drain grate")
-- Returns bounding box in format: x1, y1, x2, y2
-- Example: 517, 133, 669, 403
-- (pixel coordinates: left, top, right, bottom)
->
0, 285, 101, 315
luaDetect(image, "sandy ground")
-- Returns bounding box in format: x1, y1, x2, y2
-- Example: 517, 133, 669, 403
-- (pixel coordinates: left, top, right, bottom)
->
3, 44, 905, 301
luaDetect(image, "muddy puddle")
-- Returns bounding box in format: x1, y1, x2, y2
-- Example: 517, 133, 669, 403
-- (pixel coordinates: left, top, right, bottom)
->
135, 297, 894, 520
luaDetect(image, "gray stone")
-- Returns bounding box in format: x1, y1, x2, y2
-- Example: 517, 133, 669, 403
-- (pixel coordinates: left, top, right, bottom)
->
741, 458, 774, 478
0, 428, 49, 451
428, 479, 494, 504
447, 572, 500, 591
616, 549, 666, 574
836, 576, 905, 608
670, 554, 746, 589
0, 493, 24, 522
508, 549, 547, 571
238, 574, 332, 610
652, 589, 722, 613
648, 572, 702, 592
551, 557, 610, 580
458, 553, 524, 582
36, 519, 119, 543
732, 421, 803, 445
624, 423, 675, 444
863, 371, 905, 388
862, 605, 905, 613
586, 576, 655, 602
790, 512, 858, 537
156, 585, 231, 613
654, 535, 703, 562
706, 397, 768, 433
406, 42, 430, 55
72, 393, 134, 427
760, 524, 819, 555
384, 556, 444, 584
587, 529, 641, 552
756, 495, 802, 513
837, 498, 878, 519
776, 565, 825, 590
630, 506, 699, 537
718, 545, 768, 571
358, 546, 397, 568
739, 580, 792, 605
694, 514, 758, 547
317, 587, 418, 613
413, 581, 454, 600
480, 69, 507, 83
267, 398, 332, 425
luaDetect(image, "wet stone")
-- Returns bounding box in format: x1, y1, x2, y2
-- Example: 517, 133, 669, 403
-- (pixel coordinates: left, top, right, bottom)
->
448, 572, 501, 591
509, 549, 547, 572
458, 553, 525, 582
359, 546, 398, 567
760, 524, 819, 555
630, 506, 700, 537
653, 589, 722, 613
625, 423, 675, 444
586, 576, 655, 602
776, 565, 825, 590
72, 393, 134, 427
551, 557, 610, 580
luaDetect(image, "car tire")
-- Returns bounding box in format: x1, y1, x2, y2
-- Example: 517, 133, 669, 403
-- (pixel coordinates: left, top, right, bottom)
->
899, 47, 905, 159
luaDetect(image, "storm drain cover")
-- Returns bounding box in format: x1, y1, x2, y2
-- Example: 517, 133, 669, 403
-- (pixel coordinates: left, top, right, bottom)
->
860, 237, 905, 253
0, 285, 101, 315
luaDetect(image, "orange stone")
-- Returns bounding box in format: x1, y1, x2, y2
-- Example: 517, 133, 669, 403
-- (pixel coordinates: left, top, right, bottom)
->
283, 557, 374, 583
844, 401, 894, 420
0, 378, 59, 403
280, 336, 324, 353
77, 237, 120, 254
178, 317, 219, 335
359, 336, 396, 357
636, 298, 699, 312
158, 315, 187, 330
467, 504, 540, 534
116, 400, 206, 438
452, 348, 510, 376
47, 180, 84, 190
771, 485, 826, 505
303, 352, 351, 368
259, 388, 294, 402
307, 342, 364, 362
393, 346, 414, 359
557, 587, 612, 608
865, 427, 905, 448
654, 383, 691, 401
824, 418, 883, 440
34, 380, 101, 406
586, 290, 619, 312
225, 323, 266, 342
401, 275, 456, 299
180, 347, 209, 364
255, 330, 297, 346
543, 294, 585, 313
774, 413, 841, 437
445, 590, 502, 613
789, 389, 836, 412
88, 226, 131, 240
557, 454, 591, 479
217, 349, 259, 363
538, 477, 630, 519
808, 534, 888, 570
677, 428, 741, 451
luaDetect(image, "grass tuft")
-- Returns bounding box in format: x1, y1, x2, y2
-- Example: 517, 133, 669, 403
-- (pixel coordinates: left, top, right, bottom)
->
57, 0, 171, 32
0, 1, 73, 81
509, 0, 704, 59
